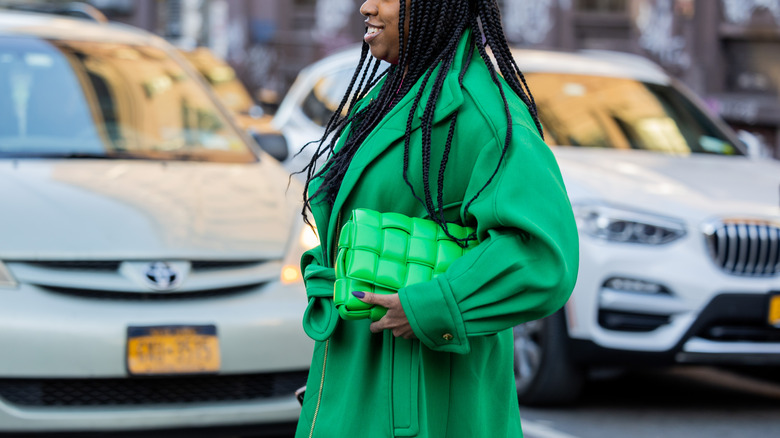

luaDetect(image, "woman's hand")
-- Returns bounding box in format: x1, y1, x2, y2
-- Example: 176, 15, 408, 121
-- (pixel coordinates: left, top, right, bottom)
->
352, 291, 417, 339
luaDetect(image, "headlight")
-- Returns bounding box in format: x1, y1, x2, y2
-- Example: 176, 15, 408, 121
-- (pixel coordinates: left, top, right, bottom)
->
574, 203, 686, 245
281, 220, 320, 284
0, 261, 18, 288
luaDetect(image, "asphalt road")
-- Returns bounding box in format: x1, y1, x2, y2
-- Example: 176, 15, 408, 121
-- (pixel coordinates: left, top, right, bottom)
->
138, 365, 779, 438
242, 366, 779, 438
520, 366, 780, 438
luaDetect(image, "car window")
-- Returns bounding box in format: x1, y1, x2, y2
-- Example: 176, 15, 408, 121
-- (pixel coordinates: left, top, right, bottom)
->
526, 73, 742, 156
180, 48, 256, 115
301, 67, 357, 127
0, 36, 255, 163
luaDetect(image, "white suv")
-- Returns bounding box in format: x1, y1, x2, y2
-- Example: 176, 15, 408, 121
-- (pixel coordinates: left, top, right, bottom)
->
0, 10, 314, 434
274, 45, 780, 405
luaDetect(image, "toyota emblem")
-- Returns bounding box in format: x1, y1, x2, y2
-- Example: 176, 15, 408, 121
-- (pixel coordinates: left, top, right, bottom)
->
143, 262, 181, 290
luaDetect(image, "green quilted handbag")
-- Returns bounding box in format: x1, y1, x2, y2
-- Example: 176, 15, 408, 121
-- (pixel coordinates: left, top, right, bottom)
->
334, 208, 477, 321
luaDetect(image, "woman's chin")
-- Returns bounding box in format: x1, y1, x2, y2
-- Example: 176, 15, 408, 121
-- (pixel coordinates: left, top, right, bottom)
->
367, 45, 399, 65
370, 51, 399, 65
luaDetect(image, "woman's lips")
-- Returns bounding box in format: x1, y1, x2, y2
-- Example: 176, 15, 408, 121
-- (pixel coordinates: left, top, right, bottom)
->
364, 24, 383, 43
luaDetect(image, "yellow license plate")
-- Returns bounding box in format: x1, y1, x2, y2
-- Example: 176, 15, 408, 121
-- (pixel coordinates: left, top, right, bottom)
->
770, 295, 780, 327
127, 325, 220, 375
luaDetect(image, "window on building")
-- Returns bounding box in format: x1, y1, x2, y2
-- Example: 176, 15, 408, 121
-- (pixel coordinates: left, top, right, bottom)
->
291, 0, 317, 30
723, 41, 779, 95
576, 0, 628, 12
573, 0, 631, 51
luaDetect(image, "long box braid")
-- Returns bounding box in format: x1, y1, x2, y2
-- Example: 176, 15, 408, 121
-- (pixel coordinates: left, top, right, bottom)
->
300, 0, 543, 247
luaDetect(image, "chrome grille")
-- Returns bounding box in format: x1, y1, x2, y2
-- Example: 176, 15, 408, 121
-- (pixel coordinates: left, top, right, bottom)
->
191, 260, 263, 270
704, 220, 780, 276
8, 259, 279, 297
39, 283, 265, 301
27, 261, 121, 271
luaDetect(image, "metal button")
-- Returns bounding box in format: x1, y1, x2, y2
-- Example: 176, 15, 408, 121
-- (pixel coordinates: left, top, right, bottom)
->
442, 333, 454, 341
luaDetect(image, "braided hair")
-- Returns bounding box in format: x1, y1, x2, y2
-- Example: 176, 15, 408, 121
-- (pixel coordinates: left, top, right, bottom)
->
298, 0, 542, 246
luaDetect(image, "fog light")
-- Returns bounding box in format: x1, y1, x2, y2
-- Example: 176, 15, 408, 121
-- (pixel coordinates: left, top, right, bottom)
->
281, 222, 320, 285
598, 310, 671, 332
603, 277, 668, 295
281, 265, 301, 284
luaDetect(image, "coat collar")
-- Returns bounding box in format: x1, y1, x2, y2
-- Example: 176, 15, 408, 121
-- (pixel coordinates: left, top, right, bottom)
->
323, 29, 476, 250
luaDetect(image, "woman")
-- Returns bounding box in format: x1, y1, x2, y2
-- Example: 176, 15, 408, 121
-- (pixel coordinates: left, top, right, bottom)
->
295, 0, 578, 436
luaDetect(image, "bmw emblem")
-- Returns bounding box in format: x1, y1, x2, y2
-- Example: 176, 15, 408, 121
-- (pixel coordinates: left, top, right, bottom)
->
143, 262, 182, 291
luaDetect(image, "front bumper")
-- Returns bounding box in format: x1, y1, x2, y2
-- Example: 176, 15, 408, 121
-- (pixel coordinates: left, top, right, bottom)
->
567, 231, 780, 350
570, 293, 780, 367
674, 293, 780, 365
0, 281, 312, 432
0, 396, 302, 434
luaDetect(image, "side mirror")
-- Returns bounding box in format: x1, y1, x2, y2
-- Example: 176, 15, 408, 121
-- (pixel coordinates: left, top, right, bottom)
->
737, 130, 768, 160
252, 132, 289, 162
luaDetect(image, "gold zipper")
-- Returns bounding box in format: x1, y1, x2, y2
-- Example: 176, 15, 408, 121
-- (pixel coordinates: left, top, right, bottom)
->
308, 339, 329, 438
309, 210, 341, 437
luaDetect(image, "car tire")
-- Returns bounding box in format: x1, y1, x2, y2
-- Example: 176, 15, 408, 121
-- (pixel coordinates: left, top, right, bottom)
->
513, 310, 584, 405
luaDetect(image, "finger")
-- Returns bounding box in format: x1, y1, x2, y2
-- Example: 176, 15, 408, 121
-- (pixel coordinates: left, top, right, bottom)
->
393, 329, 417, 340
351, 290, 367, 301
351, 290, 373, 304
369, 320, 385, 334
352, 291, 398, 307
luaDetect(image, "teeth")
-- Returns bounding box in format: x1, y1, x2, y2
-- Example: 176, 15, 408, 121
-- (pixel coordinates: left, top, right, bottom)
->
367, 26, 380, 35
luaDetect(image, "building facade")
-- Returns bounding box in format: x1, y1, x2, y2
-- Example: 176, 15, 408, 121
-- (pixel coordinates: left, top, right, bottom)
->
87, 0, 779, 157
89, 0, 362, 110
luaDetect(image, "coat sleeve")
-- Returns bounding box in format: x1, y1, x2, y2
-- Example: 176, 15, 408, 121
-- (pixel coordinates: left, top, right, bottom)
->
397, 124, 579, 354
300, 245, 339, 341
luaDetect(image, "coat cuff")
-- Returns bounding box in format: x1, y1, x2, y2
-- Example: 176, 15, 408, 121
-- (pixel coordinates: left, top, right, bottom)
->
302, 264, 338, 341
398, 275, 470, 354
303, 264, 335, 299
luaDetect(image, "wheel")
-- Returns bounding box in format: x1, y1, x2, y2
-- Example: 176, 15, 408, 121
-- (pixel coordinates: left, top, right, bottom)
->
513, 310, 584, 405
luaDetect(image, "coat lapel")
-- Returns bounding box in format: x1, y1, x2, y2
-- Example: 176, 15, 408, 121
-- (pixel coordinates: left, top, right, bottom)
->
303, 175, 331, 266
325, 31, 475, 248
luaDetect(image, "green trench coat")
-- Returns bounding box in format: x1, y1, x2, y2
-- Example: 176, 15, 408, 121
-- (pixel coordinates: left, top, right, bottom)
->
295, 30, 579, 438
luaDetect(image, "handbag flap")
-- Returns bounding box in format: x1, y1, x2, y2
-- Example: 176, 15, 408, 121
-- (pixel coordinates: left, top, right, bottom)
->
334, 208, 476, 321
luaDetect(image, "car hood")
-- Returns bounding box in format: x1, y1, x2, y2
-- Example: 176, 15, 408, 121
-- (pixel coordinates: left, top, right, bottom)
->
0, 159, 298, 260
553, 148, 780, 222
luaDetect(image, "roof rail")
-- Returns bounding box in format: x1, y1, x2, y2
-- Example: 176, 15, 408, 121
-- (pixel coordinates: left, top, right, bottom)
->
0, 1, 108, 23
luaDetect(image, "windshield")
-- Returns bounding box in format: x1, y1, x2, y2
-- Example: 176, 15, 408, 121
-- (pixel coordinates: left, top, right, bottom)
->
180, 48, 256, 115
301, 67, 359, 128
0, 36, 255, 162
527, 73, 743, 156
